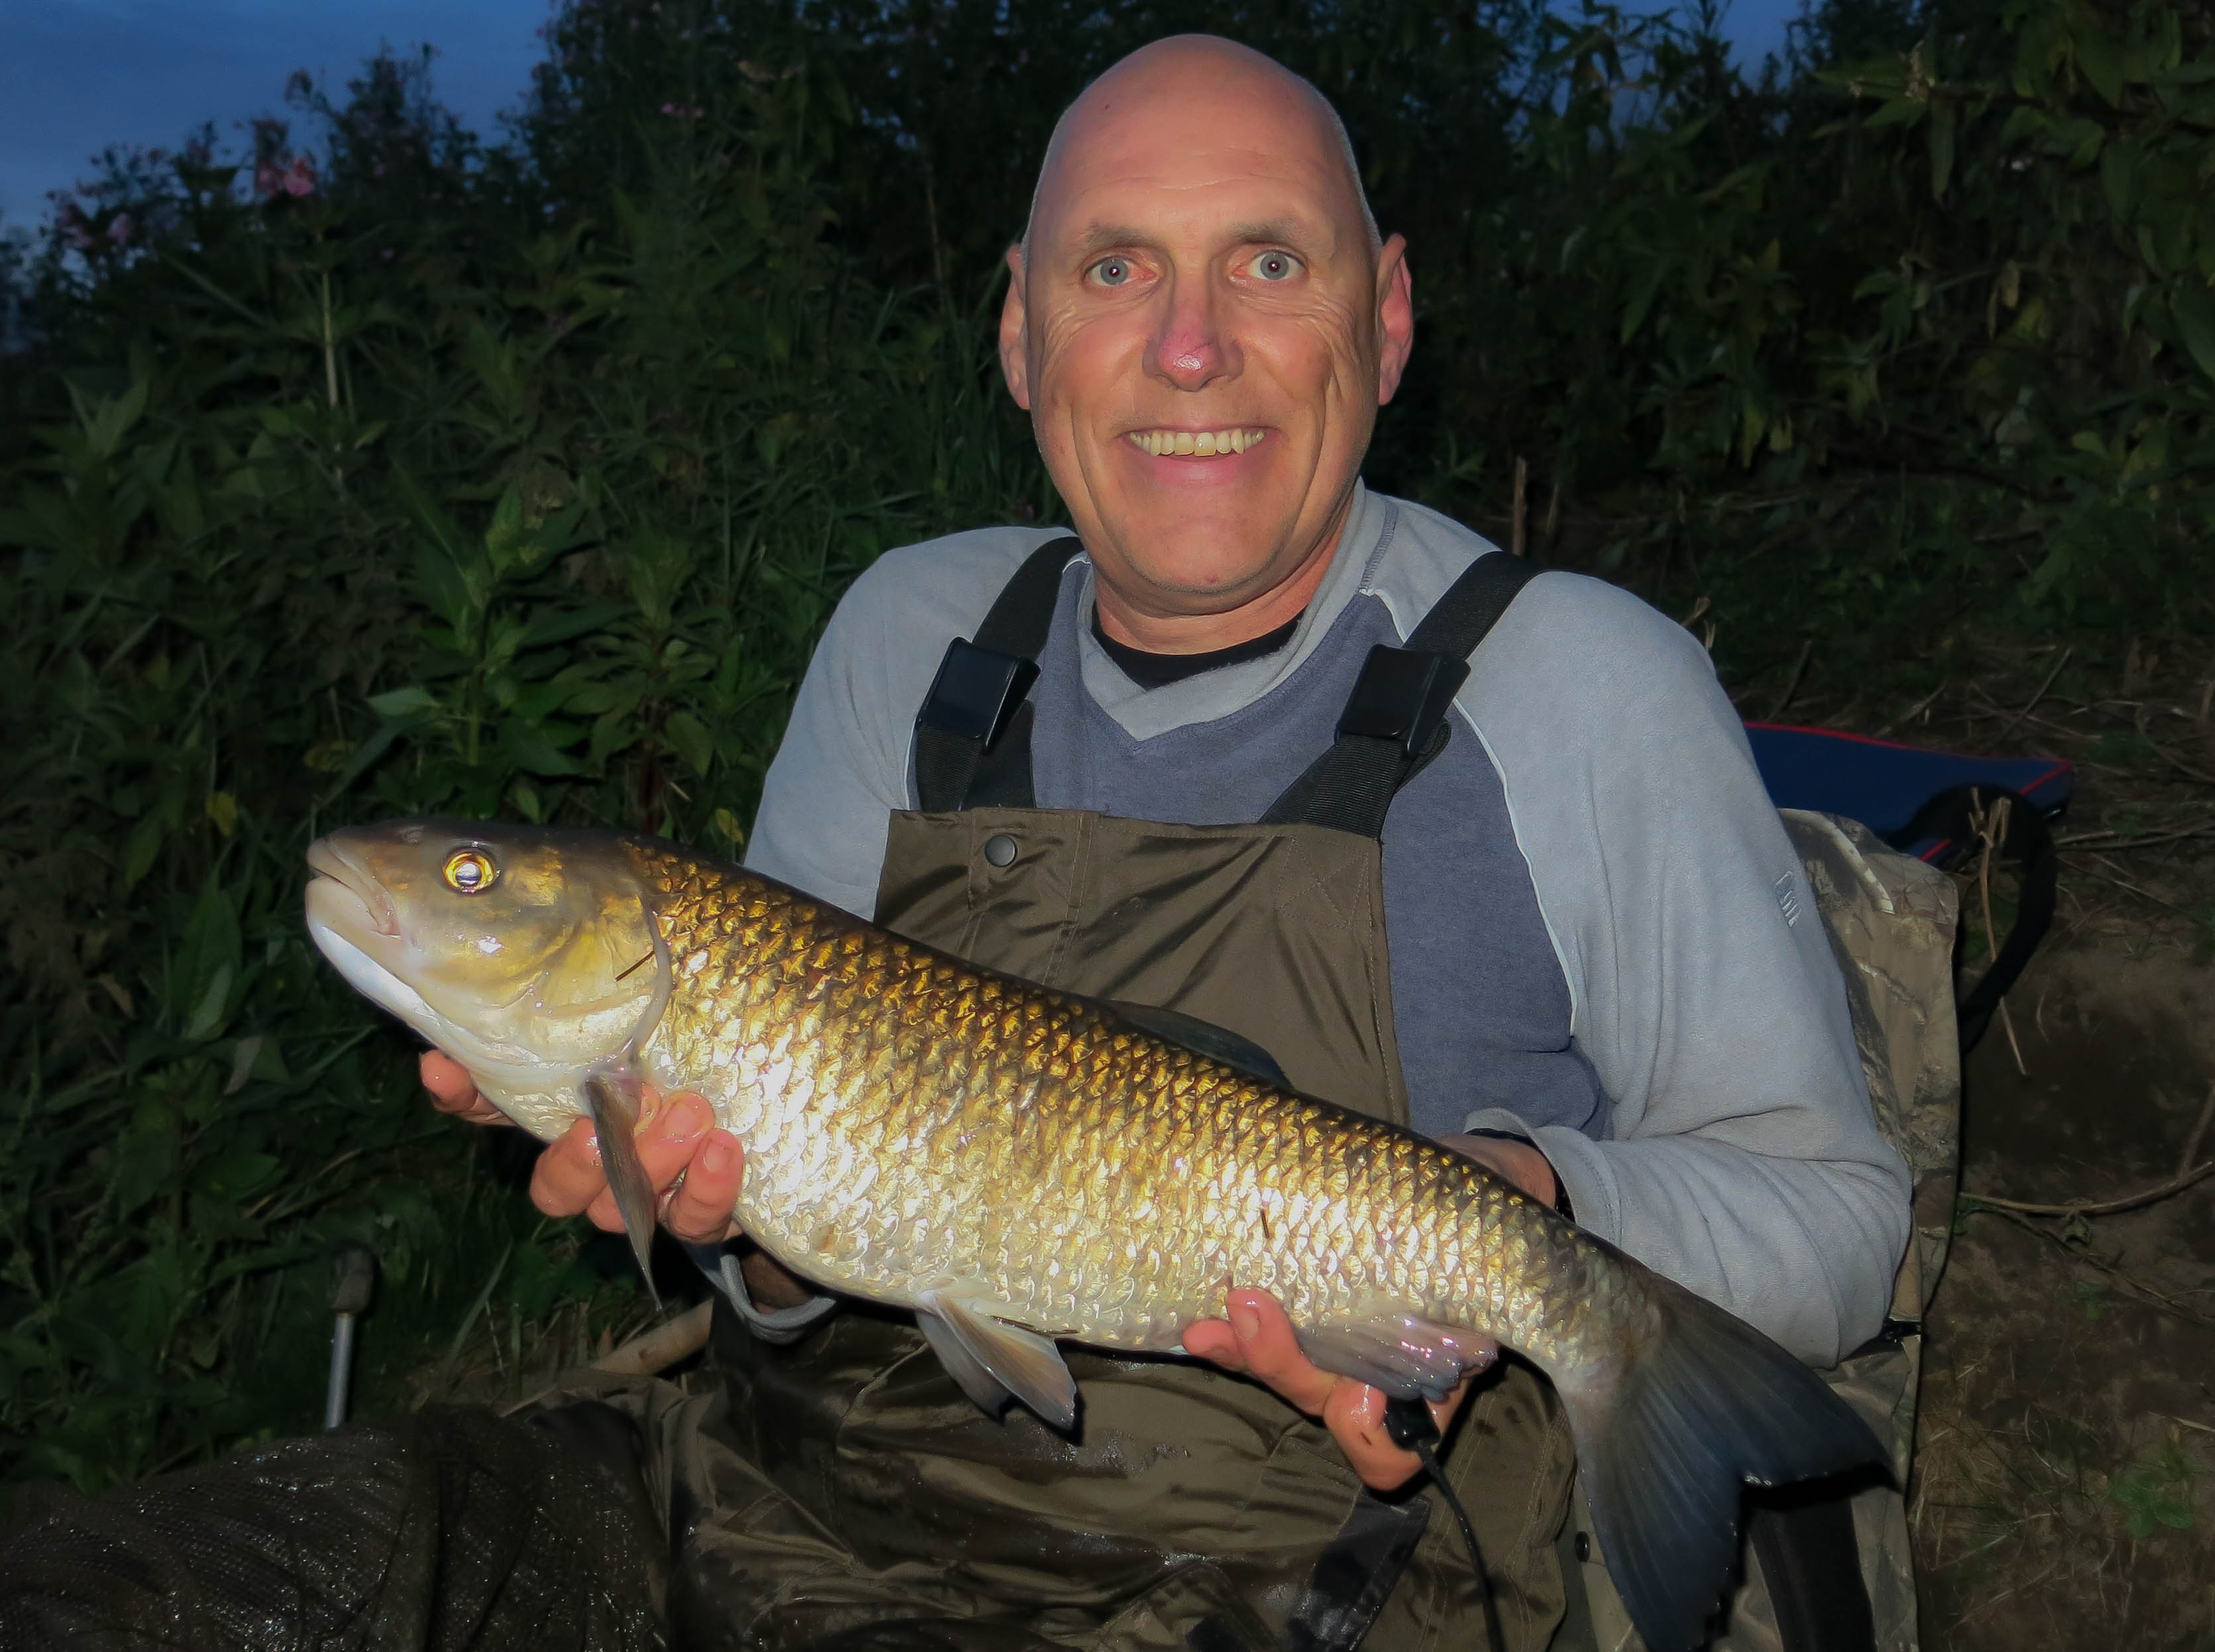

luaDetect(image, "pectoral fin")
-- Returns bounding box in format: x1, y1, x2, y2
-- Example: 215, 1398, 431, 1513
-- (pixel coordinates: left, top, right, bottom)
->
915, 1309, 1015, 1416
916, 1290, 1077, 1431
583, 1068, 661, 1307
1295, 1313, 1497, 1403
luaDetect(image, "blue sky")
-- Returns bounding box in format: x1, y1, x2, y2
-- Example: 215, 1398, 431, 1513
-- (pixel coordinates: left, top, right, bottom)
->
1, 0, 1807, 229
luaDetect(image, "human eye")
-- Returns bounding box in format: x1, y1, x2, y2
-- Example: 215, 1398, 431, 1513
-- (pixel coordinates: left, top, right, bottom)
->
1086, 255, 1137, 288
1247, 249, 1304, 282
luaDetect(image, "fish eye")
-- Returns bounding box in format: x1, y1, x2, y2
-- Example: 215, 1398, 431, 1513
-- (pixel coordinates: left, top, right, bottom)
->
443, 848, 498, 895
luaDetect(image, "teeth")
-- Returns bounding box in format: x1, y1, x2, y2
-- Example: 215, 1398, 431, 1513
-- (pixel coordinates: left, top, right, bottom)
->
1127, 428, 1265, 458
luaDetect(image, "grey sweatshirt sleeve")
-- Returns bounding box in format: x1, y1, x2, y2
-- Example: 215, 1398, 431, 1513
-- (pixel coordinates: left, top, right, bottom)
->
1440, 561, 1911, 1367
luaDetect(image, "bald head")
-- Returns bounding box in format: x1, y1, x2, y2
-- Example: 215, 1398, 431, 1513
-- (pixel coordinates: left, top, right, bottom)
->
1025, 37, 1379, 255
995, 33, 1414, 655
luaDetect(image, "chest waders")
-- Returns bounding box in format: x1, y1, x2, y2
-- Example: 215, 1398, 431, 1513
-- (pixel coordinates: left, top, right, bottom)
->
692, 541, 1575, 1652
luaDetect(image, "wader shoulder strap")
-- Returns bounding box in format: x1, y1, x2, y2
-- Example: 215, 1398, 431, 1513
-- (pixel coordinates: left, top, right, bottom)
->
911, 536, 1080, 812
1261, 552, 1543, 838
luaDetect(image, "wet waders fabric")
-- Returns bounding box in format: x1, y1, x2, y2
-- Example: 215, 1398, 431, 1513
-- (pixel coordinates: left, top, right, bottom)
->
676, 540, 1574, 1651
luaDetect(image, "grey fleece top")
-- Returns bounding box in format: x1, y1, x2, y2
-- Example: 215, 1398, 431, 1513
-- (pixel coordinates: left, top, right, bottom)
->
742, 484, 1911, 1366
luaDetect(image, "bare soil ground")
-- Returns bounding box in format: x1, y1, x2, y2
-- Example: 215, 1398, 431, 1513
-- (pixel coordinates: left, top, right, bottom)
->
1917, 952, 2215, 1650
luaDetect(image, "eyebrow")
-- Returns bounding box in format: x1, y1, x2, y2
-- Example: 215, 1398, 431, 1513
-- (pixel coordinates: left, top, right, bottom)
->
1064, 217, 1324, 260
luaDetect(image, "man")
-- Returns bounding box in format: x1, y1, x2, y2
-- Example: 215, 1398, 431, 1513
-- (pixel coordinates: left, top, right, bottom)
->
424, 34, 1909, 1650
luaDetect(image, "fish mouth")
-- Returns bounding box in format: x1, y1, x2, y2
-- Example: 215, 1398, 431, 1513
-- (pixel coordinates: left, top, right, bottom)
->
306, 836, 398, 938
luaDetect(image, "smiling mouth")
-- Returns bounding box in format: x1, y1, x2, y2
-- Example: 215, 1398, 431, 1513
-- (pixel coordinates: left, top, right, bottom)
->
1126, 427, 1267, 458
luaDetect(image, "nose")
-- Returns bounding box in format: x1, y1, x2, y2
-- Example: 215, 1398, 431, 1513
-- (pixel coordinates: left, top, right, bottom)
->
1147, 276, 1238, 391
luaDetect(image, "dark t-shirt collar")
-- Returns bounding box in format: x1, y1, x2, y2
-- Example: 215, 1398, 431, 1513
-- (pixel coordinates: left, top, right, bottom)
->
1090, 608, 1304, 690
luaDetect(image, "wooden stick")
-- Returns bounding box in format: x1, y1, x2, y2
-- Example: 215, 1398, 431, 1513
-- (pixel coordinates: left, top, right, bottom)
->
1966, 1158, 2215, 1218
1992, 646, 2071, 744
1873, 681, 1947, 739
1764, 639, 1814, 721
591, 1299, 714, 1376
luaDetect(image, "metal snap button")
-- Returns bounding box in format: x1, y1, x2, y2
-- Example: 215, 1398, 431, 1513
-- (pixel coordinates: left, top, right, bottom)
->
982, 833, 1019, 869
1573, 1531, 1592, 1563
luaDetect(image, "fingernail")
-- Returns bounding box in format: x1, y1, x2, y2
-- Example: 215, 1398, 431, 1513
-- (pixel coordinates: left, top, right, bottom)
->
1229, 1303, 1260, 1342
661, 1095, 708, 1143
701, 1135, 735, 1177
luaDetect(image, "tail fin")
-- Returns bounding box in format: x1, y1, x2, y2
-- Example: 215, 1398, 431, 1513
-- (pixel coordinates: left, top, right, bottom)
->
1558, 1274, 1885, 1652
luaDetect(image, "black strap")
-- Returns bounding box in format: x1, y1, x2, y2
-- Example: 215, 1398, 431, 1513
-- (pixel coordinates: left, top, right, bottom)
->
1881, 784, 2060, 1055
1747, 1487, 1878, 1652
912, 537, 1078, 812
1262, 553, 1543, 838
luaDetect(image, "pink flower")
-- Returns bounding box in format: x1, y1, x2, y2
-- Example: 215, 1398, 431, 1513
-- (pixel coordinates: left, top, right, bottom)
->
281, 154, 317, 197
255, 159, 283, 195
107, 212, 134, 248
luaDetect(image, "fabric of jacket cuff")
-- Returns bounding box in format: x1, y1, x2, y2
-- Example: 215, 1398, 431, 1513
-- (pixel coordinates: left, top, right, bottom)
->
685, 1242, 838, 1344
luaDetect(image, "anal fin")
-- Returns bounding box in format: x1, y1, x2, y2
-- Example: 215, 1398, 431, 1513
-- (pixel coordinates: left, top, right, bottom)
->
1296, 1313, 1497, 1403
916, 1290, 1078, 1431
583, 1068, 661, 1307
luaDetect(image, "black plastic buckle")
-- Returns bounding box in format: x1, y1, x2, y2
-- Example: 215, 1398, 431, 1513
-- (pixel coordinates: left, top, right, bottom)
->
1337, 645, 1470, 759
915, 638, 1040, 751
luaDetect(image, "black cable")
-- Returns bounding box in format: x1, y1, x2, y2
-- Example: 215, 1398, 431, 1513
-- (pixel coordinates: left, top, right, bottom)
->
1385, 1394, 1506, 1651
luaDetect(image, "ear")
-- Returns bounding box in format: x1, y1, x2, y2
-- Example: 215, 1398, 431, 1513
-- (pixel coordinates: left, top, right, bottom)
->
999, 245, 1033, 410
1373, 233, 1414, 406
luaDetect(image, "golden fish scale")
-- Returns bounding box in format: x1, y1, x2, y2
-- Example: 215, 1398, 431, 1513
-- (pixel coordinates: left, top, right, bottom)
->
628, 845, 1652, 1376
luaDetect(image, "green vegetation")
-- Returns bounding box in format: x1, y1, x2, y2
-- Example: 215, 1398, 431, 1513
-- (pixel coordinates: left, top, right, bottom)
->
3, 0, 2211, 1487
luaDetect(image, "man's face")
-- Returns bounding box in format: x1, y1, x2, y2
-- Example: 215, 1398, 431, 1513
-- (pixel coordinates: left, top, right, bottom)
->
1001, 46, 1412, 628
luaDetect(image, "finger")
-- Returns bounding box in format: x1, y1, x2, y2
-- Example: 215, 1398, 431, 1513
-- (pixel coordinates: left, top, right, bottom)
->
632, 1089, 712, 1193
421, 1049, 508, 1125
580, 1089, 714, 1232
1180, 1317, 1248, 1374
531, 1117, 613, 1220
1322, 1381, 1424, 1490
663, 1129, 744, 1244
1221, 1289, 1338, 1416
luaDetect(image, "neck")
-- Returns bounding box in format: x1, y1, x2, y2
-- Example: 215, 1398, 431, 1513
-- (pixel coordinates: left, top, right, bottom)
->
1091, 495, 1354, 655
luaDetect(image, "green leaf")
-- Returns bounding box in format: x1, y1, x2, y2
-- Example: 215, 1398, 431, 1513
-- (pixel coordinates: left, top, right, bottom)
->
122, 812, 166, 891
367, 685, 441, 720
518, 600, 634, 650
483, 488, 530, 575
1929, 100, 1955, 201
1619, 256, 1668, 344
172, 877, 243, 1031
663, 710, 715, 776
500, 720, 584, 777
2169, 282, 2215, 382
2072, 18, 2126, 105
182, 962, 235, 1042
110, 1125, 179, 1219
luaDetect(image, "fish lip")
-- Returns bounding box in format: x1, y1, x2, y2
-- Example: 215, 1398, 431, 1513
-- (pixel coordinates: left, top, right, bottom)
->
306, 836, 399, 938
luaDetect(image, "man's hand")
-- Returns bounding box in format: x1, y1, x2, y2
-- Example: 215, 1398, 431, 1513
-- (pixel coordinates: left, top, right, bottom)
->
416, 1050, 813, 1309
1183, 1290, 1479, 1490
1182, 1131, 1559, 1490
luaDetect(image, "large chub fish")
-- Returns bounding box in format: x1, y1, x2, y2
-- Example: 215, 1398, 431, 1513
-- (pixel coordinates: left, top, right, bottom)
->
305, 819, 1882, 1652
